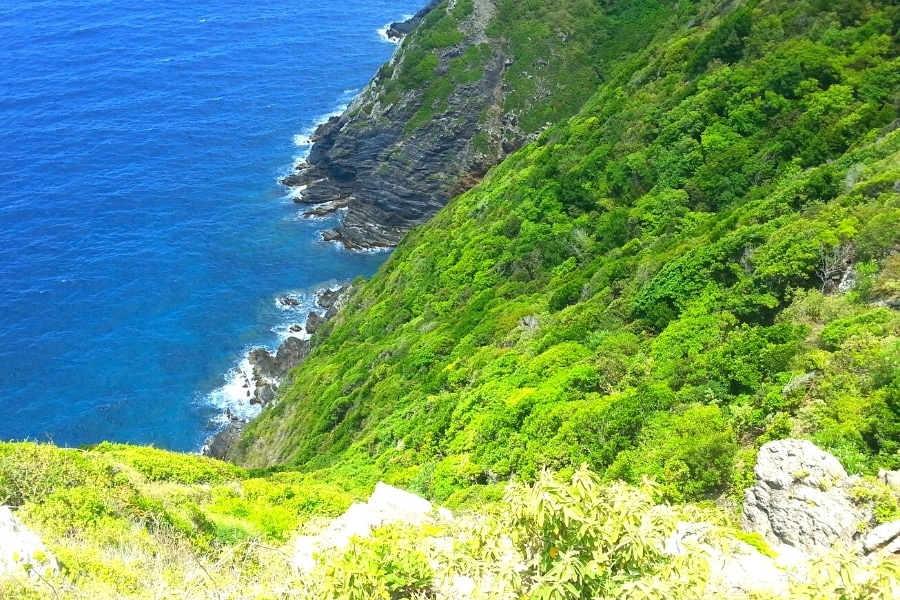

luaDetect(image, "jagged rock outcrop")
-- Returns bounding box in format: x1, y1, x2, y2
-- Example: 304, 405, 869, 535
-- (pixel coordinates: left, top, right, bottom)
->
743, 439, 873, 553
282, 0, 520, 250
385, 0, 442, 40
247, 283, 351, 408
249, 336, 310, 384
293, 482, 452, 571
0, 506, 58, 578
304, 311, 326, 334
203, 421, 245, 461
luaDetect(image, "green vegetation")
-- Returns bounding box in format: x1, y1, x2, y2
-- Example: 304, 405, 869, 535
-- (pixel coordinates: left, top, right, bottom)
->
237, 0, 900, 508
0, 441, 362, 598
385, 0, 706, 137
5, 458, 899, 599
4, 0, 900, 596
0, 441, 357, 549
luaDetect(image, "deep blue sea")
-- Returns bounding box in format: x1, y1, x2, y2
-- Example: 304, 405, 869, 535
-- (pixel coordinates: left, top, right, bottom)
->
0, 0, 420, 450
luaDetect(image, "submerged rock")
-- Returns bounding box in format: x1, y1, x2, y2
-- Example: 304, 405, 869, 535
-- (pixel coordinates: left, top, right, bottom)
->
0, 506, 58, 578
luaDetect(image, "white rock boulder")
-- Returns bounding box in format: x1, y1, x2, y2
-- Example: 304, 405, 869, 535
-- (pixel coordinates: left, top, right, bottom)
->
743, 439, 872, 553
0, 506, 58, 578
293, 482, 450, 571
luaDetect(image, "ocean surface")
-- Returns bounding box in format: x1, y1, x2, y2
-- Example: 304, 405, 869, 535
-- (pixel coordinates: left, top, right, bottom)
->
0, 0, 420, 450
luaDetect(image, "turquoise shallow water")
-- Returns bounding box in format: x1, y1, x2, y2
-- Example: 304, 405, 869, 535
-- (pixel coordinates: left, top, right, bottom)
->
0, 0, 420, 450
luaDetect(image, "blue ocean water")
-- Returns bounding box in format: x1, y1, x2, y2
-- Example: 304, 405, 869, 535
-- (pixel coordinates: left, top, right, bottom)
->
0, 0, 420, 450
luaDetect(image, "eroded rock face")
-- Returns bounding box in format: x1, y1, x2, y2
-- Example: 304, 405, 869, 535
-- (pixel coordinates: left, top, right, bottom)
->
0, 506, 58, 578
281, 0, 521, 250
743, 439, 872, 553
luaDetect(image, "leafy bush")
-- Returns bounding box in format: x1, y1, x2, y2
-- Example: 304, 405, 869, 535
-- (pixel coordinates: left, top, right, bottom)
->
93, 442, 247, 484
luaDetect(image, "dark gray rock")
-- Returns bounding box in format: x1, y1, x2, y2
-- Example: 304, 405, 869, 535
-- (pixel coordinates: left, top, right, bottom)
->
316, 285, 348, 310
203, 421, 245, 461
248, 347, 278, 383
273, 336, 310, 379
249, 336, 310, 383
252, 384, 277, 408
385, 0, 442, 40
280, 0, 523, 250
305, 311, 326, 334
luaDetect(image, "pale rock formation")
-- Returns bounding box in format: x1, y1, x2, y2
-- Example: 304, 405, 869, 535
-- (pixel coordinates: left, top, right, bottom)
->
0, 506, 58, 578
665, 522, 807, 598
293, 482, 451, 572
878, 468, 900, 489
743, 439, 872, 553
864, 520, 900, 554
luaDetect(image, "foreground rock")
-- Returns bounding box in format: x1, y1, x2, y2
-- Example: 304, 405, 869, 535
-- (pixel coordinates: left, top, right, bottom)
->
293, 482, 452, 572
743, 439, 873, 553
0, 506, 58, 578
666, 522, 802, 598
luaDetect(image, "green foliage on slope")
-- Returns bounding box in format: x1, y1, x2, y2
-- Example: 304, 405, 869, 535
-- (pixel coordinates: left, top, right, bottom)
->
0, 441, 361, 598
377, 0, 704, 139
6, 456, 899, 599
0, 441, 357, 550
235, 0, 900, 505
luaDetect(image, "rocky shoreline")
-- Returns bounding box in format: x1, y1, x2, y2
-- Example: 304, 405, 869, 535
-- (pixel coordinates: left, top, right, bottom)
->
202, 282, 352, 460
384, 0, 442, 42
281, 0, 527, 251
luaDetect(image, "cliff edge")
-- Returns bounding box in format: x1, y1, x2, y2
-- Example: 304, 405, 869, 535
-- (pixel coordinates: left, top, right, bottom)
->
282, 0, 618, 249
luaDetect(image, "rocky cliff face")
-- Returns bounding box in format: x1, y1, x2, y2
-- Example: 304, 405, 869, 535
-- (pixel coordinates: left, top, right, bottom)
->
284, 0, 624, 250
282, 0, 516, 249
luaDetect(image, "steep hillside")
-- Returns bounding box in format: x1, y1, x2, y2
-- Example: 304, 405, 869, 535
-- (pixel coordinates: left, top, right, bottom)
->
283, 0, 699, 248
235, 0, 900, 505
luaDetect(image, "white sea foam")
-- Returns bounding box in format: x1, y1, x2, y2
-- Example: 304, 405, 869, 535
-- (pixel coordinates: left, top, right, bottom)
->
378, 25, 399, 44
206, 355, 261, 425
322, 234, 393, 253
288, 104, 349, 166
271, 322, 313, 342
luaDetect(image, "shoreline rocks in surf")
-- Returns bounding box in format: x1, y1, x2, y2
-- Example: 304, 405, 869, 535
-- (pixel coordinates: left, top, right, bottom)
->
202, 282, 352, 460
384, 0, 442, 41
